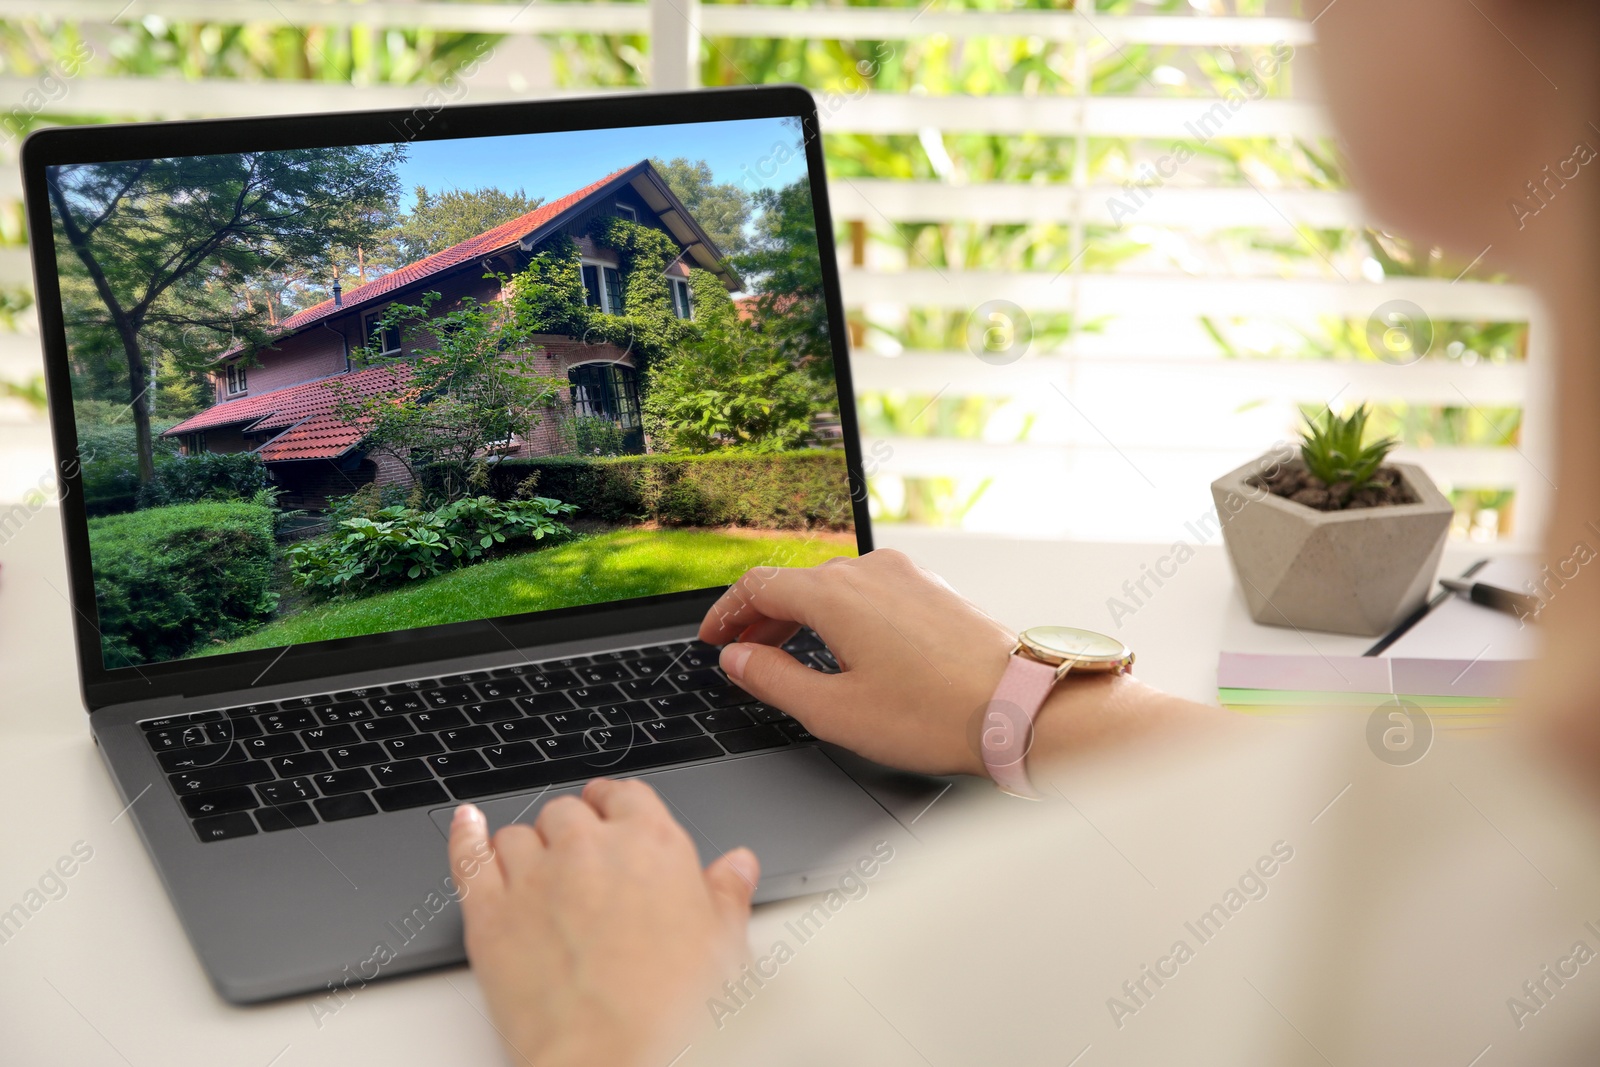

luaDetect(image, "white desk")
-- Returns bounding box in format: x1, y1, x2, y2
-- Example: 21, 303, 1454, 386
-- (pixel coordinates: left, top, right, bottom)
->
0, 509, 1508, 1065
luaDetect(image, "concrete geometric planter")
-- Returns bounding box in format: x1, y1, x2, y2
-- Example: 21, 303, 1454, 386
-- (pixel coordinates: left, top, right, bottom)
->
1211, 453, 1455, 637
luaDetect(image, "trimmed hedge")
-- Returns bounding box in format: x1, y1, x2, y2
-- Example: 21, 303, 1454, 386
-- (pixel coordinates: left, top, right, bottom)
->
87, 502, 278, 667
474, 450, 855, 530
136, 451, 270, 508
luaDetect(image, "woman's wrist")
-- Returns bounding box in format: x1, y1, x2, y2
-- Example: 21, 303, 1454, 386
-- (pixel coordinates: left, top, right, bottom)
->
1023, 673, 1215, 779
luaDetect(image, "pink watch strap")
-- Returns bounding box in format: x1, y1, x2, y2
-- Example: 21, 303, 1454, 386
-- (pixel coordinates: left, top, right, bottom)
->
981, 655, 1059, 798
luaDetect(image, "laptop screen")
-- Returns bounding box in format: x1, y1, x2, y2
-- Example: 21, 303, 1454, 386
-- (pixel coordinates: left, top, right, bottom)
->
44, 116, 858, 671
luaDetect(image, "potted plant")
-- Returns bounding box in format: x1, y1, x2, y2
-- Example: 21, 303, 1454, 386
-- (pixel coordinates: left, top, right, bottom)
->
1211, 405, 1455, 636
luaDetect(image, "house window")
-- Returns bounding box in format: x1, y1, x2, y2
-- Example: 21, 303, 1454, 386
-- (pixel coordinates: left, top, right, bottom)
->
363, 309, 402, 356
667, 277, 693, 320
569, 362, 642, 430
182, 432, 206, 455
581, 260, 626, 316
224, 362, 247, 395
616, 203, 638, 223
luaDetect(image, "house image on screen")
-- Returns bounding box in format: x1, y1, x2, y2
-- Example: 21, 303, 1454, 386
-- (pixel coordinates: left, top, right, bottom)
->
161, 159, 736, 509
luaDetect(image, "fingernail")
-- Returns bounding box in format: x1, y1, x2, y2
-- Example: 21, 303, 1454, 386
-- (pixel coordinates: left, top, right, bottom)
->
453, 803, 484, 828
721, 642, 753, 682
728, 847, 760, 885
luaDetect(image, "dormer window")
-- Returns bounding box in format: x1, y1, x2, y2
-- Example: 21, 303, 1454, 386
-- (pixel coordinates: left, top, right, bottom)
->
581, 260, 625, 316
616, 203, 638, 223
363, 308, 402, 356
667, 276, 693, 320
224, 361, 247, 396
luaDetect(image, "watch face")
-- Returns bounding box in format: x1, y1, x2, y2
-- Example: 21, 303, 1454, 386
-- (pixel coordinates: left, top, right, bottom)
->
1019, 626, 1129, 665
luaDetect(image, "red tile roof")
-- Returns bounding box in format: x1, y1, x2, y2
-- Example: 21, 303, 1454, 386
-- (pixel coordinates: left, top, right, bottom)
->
162, 363, 412, 462
235, 163, 640, 354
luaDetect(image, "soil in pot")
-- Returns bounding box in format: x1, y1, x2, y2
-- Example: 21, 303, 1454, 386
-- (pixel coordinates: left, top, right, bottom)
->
1249, 460, 1417, 512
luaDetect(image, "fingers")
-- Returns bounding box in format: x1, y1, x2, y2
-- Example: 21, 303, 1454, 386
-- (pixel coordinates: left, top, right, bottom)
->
448, 803, 504, 902
582, 777, 667, 822
700, 567, 837, 645
720, 642, 837, 721
704, 847, 761, 929
534, 793, 601, 846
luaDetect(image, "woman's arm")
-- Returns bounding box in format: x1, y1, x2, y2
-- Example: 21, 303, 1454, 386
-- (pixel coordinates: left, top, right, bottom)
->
697, 549, 1231, 782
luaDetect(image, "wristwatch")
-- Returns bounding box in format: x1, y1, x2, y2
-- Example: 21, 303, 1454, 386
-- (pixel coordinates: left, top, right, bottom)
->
981, 626, 1134, 798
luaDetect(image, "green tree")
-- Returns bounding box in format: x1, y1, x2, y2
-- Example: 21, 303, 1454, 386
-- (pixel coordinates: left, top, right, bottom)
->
338, 284, 566, 501
376, 185, 543, 268
48, 146, 404, 482
649, 157, 751, 257
733, 176, 832, 382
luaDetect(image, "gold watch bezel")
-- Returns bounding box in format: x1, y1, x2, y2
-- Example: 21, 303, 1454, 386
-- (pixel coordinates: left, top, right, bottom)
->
1014, 626, 1134, 681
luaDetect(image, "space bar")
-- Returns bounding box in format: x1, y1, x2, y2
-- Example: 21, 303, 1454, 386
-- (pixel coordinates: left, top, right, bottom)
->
447, 736, 725, 800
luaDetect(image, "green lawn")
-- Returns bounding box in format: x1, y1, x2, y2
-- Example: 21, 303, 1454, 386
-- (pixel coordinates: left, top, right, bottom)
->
203, 528, 853, 655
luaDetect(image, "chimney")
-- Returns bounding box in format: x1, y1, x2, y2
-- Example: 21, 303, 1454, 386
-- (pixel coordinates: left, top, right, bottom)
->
332, 276, 343, 306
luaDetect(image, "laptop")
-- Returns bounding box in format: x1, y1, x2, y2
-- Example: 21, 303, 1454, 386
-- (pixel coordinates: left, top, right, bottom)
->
22, 86, 937, 1004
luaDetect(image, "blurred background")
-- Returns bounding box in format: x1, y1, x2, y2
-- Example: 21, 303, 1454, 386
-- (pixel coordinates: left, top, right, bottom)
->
0, 0, 1546, 546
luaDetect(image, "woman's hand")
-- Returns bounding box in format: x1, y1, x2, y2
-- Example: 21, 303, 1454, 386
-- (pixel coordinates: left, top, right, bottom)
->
698, 549, 1016, 777
448, 783, 759, 1067
698, 549, 1219, 779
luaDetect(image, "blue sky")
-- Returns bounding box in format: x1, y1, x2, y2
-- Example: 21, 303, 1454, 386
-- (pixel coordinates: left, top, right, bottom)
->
392, 117, 805, 211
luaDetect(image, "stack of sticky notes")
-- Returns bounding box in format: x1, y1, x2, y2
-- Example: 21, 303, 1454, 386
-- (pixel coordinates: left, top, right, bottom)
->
1217, 652, 1519, 731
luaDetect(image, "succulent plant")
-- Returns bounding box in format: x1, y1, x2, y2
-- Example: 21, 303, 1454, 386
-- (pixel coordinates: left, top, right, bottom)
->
1299, 404, 1398, 490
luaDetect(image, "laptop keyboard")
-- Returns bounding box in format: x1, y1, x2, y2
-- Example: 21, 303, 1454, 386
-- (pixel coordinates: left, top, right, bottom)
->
140, 634, 835, 843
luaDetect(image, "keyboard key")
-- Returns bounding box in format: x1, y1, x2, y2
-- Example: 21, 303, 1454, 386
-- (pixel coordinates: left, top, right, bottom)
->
314, 768, 375, 795
484, 742, 544, 767
809, 649, 840, 672
421, 685, 477, 709
640, 717, 704, 742
146, 725, 217, 752
667, 670, 723, 692
546, 710, 605, 734
410, 708, 467, 732
718, 725, 790, 753
355, 717, 415, 742
518, 691, 575, 716
639, 642, 687, 657
541, 655, 591, 670
495, 718, 553, 742
695, 709, 755, 733
254, 802, 318, 832
676, 644, 721, 669
194, 812, 258, 841
525, 669, 579, 692
159, 743, 245, 772
374, 780, 450, 811
181, 786, 257, 818
747, 703, 788, 724
701, 685, 756, 709
372, 692, 428, 716
575, 663, 631, 684
596, 702, 654, 726
329, 743, 387, 768
645, 693, 707, 717
627, 656, 674, 677
536, 734, 596, 760
568, 685, 623, 708
279, 694, 331, 710
242, 734, 305, 758
490, 663, 535, 679
441, 726, 496, 751
268, 751, 331, 777
263, 709, 317, 732
587, 727, 641, 752
440, 672, 492, 687
141, 710, 221, 731
315, 793, 377, 821
370, 759, 433, 786
448, 736, 724, 799
300, 725, 358, 750
473, 677, 531, 701
222, 717, 264, 740
776, 720, 816, 743
389, 678, 437, 692
463, 700, 521, 725
384, 734, 444, 760
317, 701, 373, 725
426, 752, 489, 777
257, 778, 317, 805
782, 630, 826, 653
169, 762, 273, 793
335, 687, 384, 701
618, 678, 676, 701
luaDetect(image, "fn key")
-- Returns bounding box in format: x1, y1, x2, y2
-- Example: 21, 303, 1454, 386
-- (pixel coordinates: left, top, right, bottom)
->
192, 812, 257, 842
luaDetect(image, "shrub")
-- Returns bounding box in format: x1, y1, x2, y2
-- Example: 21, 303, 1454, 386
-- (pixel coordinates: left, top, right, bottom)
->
568, 414, 628, 457
87, 502, 278, 666
74, 407, 180, 516
477, 450, 855, 530
289, 494, 577, 597
136, 451, 269, 508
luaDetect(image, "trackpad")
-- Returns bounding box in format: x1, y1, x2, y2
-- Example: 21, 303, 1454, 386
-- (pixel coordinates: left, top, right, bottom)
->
429, 748, 909, 902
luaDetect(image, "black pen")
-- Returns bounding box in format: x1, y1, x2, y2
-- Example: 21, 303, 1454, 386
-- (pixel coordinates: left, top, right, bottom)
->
1438, 578, 1542, 621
